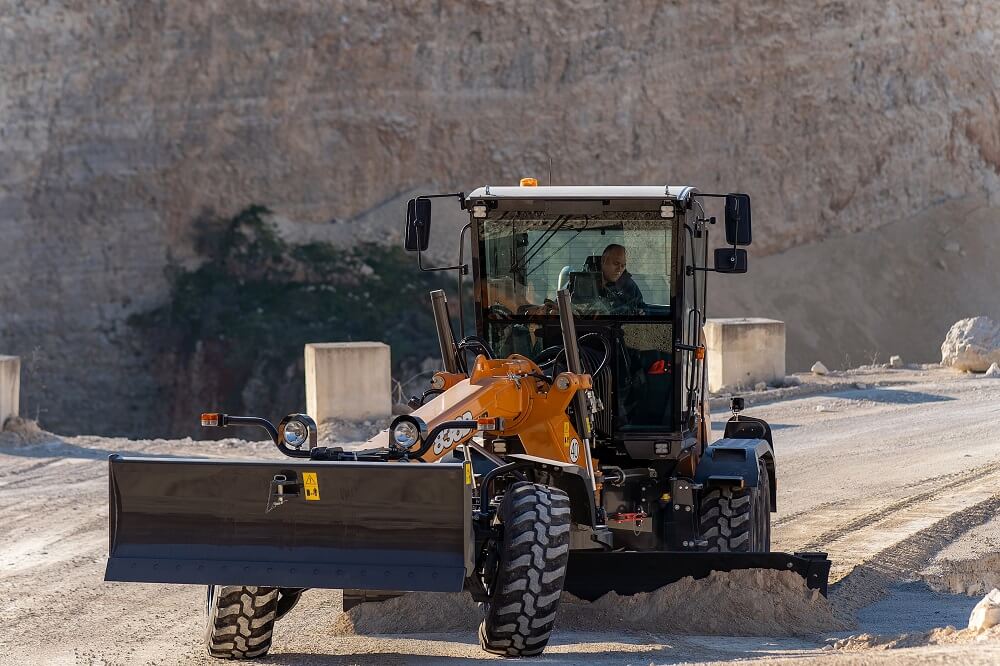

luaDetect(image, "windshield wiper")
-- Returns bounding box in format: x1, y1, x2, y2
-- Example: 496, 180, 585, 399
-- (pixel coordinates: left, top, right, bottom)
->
510, 215, 568, 274
525, 220, 592, 277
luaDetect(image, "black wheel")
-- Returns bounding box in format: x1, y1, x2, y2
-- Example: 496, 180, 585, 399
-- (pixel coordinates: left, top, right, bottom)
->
205, 585, 279, 659
479, 482, 571, 657
699, 458, 771, 552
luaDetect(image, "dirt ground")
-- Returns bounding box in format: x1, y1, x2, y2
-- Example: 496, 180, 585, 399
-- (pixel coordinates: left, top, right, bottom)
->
1, 366, 999, 664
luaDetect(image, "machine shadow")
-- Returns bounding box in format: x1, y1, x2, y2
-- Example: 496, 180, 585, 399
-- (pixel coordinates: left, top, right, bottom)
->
0, 437, 207, 461
841, 388, 955, 405
266, 641, 677, 665
265, 630, 827, 665
712, 421, 798, 432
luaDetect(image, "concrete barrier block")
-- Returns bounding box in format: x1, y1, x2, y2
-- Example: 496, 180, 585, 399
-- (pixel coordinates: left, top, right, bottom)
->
704, 318, 785, 393
0, 356, 20, 427
305, 342, 391, 422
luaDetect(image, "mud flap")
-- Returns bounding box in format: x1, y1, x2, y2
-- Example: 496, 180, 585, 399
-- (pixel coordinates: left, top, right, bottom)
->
564, 550, 831, 600
105, 455, 473, 592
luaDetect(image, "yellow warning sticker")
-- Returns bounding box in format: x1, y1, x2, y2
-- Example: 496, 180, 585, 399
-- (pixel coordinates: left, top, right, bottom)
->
563, 421, 570, 444
464, 461, 473, 486
302, 472, 320, 501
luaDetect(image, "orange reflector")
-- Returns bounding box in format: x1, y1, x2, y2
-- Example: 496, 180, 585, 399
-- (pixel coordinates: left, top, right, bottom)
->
519, 177, 538, 187
695, 346, 706, 360
201, 412, 220, 427
476, 417, 503, 431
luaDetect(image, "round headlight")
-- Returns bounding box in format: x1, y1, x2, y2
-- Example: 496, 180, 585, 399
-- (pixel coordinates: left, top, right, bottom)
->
282, 419, 309, 449
392, 421, 420, 449
389, 415, 427, 451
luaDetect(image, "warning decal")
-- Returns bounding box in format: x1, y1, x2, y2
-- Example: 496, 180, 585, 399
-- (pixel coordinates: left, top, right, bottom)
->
302, 472, 320, 501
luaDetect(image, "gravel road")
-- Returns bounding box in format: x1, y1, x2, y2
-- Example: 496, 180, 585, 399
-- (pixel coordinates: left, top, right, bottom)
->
1, 367, 998, 664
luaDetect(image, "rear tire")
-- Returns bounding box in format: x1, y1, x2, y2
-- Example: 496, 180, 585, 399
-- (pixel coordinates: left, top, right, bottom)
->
479, 482, 571, 657
205, 585, 279, 659
699, 459, 771, 552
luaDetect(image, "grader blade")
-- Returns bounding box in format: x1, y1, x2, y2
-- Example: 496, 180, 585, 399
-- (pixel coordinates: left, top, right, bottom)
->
105, 455, 473, 592
563, 550, 831, 601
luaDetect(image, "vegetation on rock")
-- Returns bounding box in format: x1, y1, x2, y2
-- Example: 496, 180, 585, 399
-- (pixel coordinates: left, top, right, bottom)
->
131, 205, 455, 436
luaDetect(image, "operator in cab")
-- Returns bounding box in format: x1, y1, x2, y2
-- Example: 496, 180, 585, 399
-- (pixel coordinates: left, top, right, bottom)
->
521, 243, 645, 316
597, 244, 645, 314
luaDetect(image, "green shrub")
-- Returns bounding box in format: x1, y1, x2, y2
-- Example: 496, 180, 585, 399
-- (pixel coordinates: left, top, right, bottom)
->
131, 205, 457, 431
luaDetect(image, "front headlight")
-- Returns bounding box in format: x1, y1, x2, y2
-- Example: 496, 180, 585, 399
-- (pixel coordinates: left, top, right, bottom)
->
389, 415, 427, 451
278, 413, 317, 450
283, 420, 308, 448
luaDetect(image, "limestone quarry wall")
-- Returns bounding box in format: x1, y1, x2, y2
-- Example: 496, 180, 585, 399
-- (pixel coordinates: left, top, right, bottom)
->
2, 1, 999, 434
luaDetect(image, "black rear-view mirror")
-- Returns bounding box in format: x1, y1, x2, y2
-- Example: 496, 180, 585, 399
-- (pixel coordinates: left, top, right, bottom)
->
714, 247, 748, 274
404, 198, 432, 252
724, 193, 752, 246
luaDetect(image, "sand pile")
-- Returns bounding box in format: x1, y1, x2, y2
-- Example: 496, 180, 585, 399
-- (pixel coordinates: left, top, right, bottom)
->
317, 417, 391, 448
829, 625, 1000, 651
332, 592, 482, 635
557, 569, 844, 636
0, 417, 60, 445
923, 554, 1000, 596
333, 569, 843, 637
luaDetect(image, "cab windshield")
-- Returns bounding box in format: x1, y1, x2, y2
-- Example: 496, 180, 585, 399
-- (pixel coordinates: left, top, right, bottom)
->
478, 211, 674, 319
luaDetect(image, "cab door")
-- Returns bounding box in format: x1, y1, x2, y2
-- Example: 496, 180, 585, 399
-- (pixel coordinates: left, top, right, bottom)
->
678, 210, 708, 440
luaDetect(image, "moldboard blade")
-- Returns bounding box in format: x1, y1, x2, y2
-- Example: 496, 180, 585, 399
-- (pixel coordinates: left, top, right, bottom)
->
106, 455, 472, 592
564, 550, 831, 600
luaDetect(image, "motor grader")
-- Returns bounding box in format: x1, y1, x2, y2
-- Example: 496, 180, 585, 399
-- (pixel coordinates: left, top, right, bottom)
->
105, 183, 830, 659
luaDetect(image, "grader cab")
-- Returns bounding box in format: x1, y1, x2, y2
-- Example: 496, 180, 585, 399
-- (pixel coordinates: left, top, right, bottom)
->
106, 183, 829, 659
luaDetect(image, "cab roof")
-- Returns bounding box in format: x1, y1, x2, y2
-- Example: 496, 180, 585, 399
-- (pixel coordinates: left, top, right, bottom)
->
465, 185, 698, 201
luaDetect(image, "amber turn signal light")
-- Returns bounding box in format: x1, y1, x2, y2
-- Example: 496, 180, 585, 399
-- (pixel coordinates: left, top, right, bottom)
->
477, 417, 505, 431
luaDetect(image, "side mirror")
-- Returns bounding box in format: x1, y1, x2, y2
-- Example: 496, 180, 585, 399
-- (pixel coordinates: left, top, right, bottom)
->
404, 198, 432, 252
714, 247, 747, 274
724, 193, 752, 246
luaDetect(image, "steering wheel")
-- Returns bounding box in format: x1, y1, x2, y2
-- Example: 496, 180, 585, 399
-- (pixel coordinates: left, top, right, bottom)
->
488, 303, 514, 320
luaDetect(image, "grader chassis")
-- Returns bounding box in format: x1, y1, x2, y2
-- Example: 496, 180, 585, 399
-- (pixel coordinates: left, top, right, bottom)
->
106, 184, 830, 658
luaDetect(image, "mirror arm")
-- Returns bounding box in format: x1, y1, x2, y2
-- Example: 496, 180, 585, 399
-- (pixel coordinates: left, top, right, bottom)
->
413, 191, 468, 273
415, 191, 467, 206
417, 243, 467, 273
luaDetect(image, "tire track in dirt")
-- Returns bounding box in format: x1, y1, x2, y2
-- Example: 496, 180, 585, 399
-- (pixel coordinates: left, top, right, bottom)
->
772, 461, 1000, 530
0, 457, 62, 484
822, 473, 1000, 582
830, 492, 1000, 620
792, 462, 1000, 552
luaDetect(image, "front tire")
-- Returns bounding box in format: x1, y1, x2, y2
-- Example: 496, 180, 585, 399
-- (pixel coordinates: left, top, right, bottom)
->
205, 585, 279, 659
479, 482, 571, 657
699, 459, 771, 552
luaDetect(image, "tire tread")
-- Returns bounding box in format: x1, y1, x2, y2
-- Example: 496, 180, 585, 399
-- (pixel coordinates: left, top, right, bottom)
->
206, 586, 279, 659
479, 482, 571, 657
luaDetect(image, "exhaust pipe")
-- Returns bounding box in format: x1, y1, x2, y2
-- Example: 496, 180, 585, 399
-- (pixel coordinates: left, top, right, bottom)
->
430, 289, 460, 373
556, 289, 598, 491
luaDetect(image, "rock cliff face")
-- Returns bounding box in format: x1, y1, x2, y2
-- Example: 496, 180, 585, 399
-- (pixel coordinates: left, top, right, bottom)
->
2, 1, 999, 434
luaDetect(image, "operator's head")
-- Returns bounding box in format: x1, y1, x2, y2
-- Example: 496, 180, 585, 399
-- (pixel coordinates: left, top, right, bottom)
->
601, 244, 628, 284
